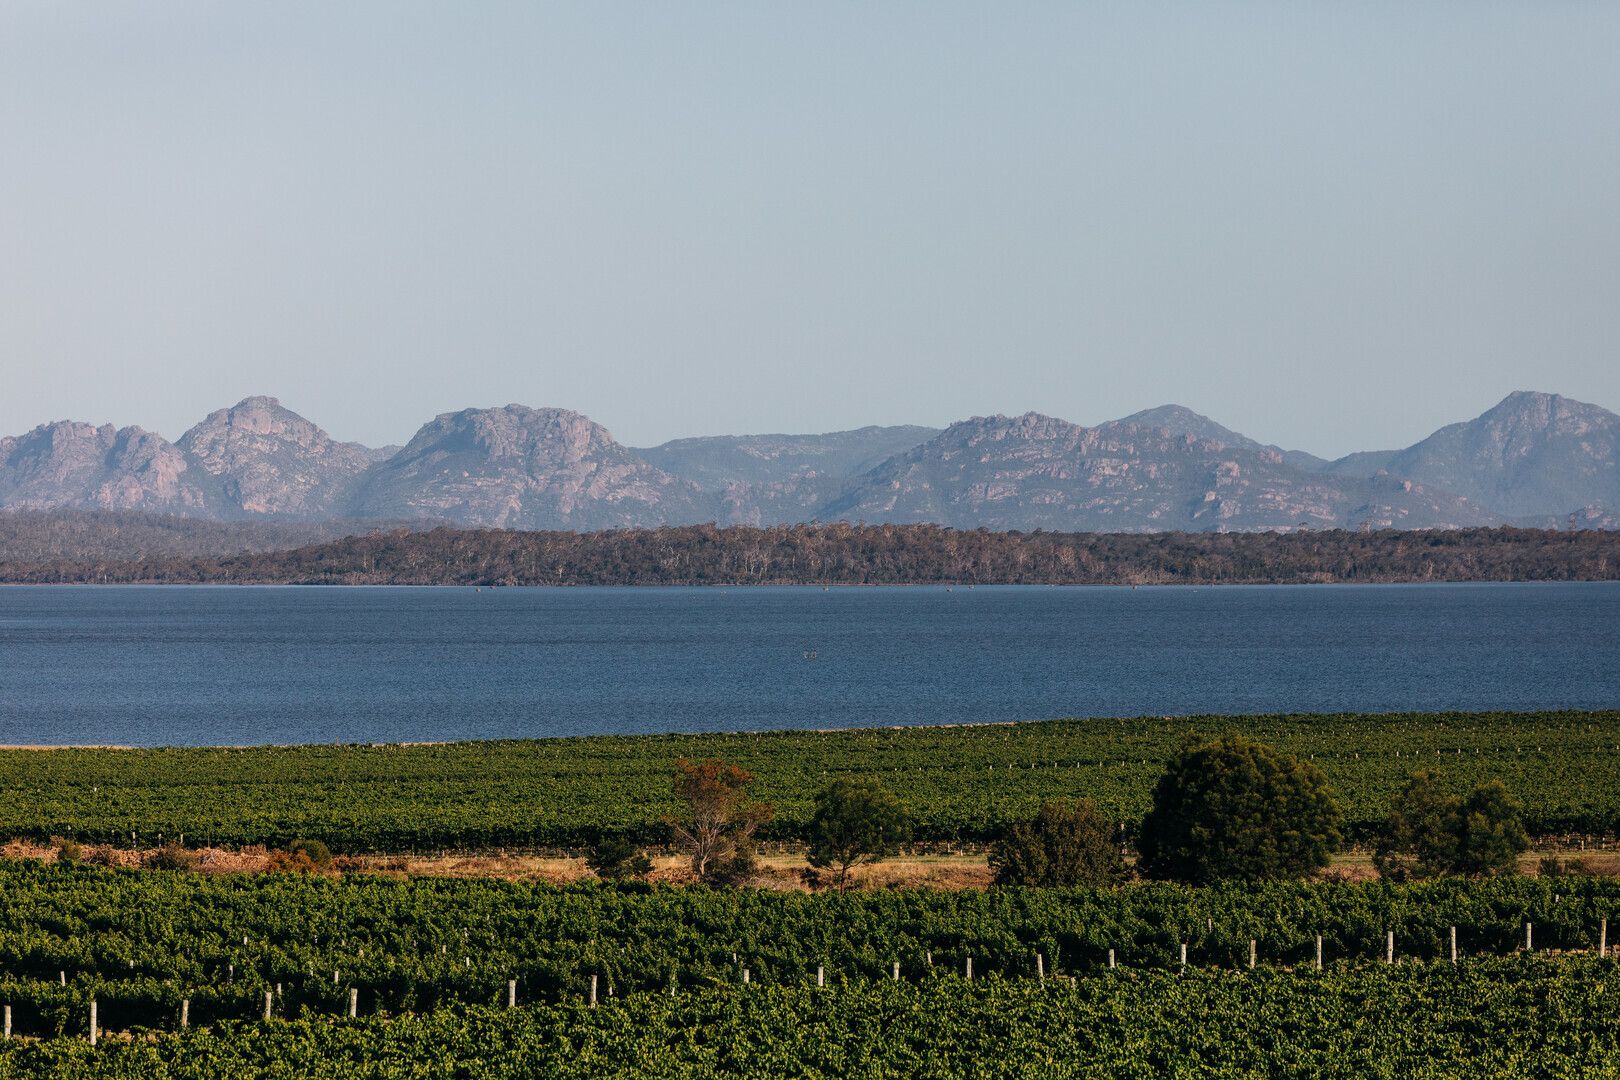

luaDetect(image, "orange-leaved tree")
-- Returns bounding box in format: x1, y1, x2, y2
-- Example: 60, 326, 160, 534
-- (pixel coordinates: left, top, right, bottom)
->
667, 758, 774, 884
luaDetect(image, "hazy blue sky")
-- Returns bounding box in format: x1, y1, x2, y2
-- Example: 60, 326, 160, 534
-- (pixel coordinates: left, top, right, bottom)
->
2, 3, 1617, 455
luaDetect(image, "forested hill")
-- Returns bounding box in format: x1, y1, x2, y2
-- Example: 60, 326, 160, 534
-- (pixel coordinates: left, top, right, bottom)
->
2, 523, 1616, 586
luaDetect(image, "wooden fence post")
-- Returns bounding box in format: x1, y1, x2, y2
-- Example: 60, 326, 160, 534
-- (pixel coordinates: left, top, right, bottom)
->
1179, 943, 1187, 969
892, 961, 900, 981
349, 988, 359, 1018
1525, 923, 1533, 952
180, 999, 189, 1030
966, 957, 973, 980
1450, 926, 1457, 964
816, 965, 824, 988
591, 974, 599, 1005
507, 980, 516, 1008
1386, 931, 1394, 964
1109, 949, 1116, 970
263, 991, 273, 1021
3, 1004, 10, 1039
89, 1000, 97, 1046
1037, 953, 1046, 980
1602, 918, 1608, 958
1248, 940, 1256, 969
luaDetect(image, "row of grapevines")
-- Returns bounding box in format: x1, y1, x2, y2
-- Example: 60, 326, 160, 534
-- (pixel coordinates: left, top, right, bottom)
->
0, 710, 1616, 850
0, 959, 1615, 1077
0, 864, 1616, 1034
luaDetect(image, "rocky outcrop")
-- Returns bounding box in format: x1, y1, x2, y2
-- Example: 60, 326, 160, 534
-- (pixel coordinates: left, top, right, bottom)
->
178, 397, 379, 517
0, 421, 214, 514
1374, 391, 1620, 519
350, 405, 715, 529
1108, 405, 1331, 473
2, 391, 1614, 532
818, 412, 1501, 532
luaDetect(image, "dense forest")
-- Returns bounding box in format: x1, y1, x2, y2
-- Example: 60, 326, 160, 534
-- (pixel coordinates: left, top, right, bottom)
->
0, 520, 1615, 585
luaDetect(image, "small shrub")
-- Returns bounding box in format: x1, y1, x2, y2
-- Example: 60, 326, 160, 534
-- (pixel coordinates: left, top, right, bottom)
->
1539, 854, 1602, 878
52, 838, 82, 864
707, 848, 760, 887
585, 837, 653, 881
144, 844, 200, 872
286, 839, 333, 869
990, 800, 1126, 888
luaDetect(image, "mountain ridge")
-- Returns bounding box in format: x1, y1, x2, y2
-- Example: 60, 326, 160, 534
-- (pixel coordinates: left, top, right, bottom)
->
1, 391, 1614, 532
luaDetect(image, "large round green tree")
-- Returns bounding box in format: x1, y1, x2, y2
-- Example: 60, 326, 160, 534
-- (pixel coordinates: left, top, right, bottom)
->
1137, 735, 1342, 884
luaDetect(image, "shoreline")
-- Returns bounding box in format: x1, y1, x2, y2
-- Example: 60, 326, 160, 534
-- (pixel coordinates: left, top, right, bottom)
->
1, 707, 1618, 753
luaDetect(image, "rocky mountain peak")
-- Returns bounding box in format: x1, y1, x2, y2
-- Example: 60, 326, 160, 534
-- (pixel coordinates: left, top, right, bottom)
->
352, 404, 713, 530
1381, 391, 1619, 518
0, 419, 208, 513
177, 397, 380, 517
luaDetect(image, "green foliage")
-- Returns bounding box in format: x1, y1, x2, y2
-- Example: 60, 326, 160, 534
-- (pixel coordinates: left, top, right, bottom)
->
806, 778, 911, 890
1374, 771, 1459, 880
1138, 736, 1342, 884
0, 711, 1613, 852
585, 837, 652, 881
141, 844, 198, 872
990, 800, 1125, 888
0, 861, 1610, 1030
1376, 773, 1530, 879
1, 962, 1619, 1076
1452, 781, 1531, 876
287, 839, 333, 869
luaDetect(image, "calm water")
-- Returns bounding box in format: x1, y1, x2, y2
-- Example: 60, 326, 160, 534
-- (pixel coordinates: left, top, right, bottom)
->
0, 583, 1616, 746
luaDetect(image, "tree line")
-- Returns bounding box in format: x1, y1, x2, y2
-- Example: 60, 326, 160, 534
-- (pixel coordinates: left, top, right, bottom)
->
615, 737, 1543, 890
3, 521, 1617, 585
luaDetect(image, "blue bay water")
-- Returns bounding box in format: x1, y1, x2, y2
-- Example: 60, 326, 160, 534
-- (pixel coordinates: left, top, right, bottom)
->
0, 582, 1616, 747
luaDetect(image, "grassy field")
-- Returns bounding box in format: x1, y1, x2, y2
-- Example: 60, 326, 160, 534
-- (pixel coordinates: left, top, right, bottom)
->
0, 710, 1616, 852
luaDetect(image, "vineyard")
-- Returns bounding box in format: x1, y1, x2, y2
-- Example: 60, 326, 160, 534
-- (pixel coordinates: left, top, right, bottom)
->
0, 710, 1617, 851
1, 964, 1617, 1077
0, 865, 1615, 1073
0, 864, 1614, 1032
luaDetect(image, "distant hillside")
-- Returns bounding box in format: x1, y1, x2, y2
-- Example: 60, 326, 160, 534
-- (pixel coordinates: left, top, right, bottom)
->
349, 405, 716, 530
821, 412, 1500, 532
1378, 391, 1620, 519
177, 396, 378, 517
3, 391, 1617, 531
0, 510, 428, 563
637, 425, 940, 493
3, 523, 1615, 586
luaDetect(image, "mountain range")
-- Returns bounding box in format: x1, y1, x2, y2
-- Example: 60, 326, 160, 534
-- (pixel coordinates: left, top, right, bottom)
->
2, 391, 1615, 533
